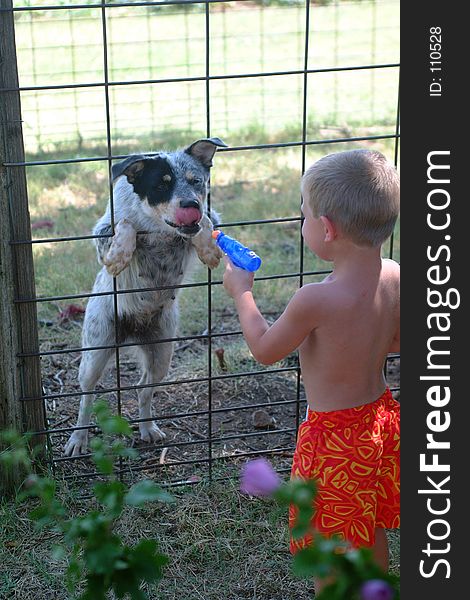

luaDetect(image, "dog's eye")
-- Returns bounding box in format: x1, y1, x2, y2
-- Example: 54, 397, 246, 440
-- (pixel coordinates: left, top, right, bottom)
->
192, 177, 204, 186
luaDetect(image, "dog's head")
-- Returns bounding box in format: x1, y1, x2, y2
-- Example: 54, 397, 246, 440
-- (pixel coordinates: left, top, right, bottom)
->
112, 137, 227, 237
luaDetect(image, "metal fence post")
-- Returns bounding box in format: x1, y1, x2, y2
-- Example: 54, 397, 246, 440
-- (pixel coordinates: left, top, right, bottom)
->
1, 0, 46, 496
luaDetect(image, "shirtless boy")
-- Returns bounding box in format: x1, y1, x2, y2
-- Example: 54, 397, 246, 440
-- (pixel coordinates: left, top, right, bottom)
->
221, 149, 400, 584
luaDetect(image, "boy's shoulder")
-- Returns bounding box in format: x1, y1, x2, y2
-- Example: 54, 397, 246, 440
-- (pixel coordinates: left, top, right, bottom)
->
292, 278, 343, 316
382, 257, 400, 268
288, 280, 332, 315
382, 257, 400, 280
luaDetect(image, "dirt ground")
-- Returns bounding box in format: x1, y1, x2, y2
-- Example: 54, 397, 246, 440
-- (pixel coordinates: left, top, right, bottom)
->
39, 315, 400, 494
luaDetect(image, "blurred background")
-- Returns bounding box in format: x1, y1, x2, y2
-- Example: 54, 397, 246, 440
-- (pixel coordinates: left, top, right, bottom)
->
16, 0, 399, 322
17, 0, 398, 155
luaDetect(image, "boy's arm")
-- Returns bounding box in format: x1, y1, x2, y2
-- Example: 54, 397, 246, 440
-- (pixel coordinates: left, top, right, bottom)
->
223, 259, 317, 365
384, 258, 400, 353
389, 322, 400, 353
388, 324, 400, 353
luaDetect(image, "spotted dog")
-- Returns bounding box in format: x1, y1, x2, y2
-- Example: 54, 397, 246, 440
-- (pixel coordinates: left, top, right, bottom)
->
64, 137, 226, 456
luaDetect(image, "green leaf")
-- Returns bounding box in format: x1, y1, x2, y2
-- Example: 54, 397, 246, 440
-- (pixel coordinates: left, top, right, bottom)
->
66, 557, 83, 594
51, 544, 67, 562
100, 415, 133, 436
0, 429, 23, 445
317, 536, 346, 556
112, 570, 142, 599
0, 447, 30, 470
30, 476, 57, 502
124, 480, 174, 507
90, 437, 105, 451
66, 511, 110, 543
93, 400, 132, 436
84, 541, 124, 575
274, 478, 317, 508
292, 486, 315, 509
128, 539, 169, 583
0, 430, 34, 472
93, 481, 126, 516
29, 497, 66, 528
119, 446, 139, 460
93, 402, 131, 436
111, 440, 139, 460
80, 574, 107, 600
290, 506, 314, 539
112, 571, 147, 600
292, 547, 329, 578
290, 522, 311, 540
316, 580, 350, 600
93, 454, 115, 476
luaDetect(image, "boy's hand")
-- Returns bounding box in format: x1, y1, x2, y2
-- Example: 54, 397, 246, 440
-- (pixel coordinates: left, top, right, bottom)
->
222, 256, 254, 299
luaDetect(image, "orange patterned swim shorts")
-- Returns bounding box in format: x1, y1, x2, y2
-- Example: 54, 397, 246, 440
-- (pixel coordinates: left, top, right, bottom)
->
289, 388, 400, 553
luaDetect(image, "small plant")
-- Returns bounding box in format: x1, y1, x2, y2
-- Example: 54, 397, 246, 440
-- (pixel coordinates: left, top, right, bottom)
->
240, 458, 399, 600
1, 401, 173, 600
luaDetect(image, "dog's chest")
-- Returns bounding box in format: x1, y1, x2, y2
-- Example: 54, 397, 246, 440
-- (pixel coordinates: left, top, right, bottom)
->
116, 234, 193, 319
135, 235, 190, 284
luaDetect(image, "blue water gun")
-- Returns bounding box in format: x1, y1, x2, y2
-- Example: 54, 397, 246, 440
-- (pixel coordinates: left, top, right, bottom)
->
212, 230, 262, 272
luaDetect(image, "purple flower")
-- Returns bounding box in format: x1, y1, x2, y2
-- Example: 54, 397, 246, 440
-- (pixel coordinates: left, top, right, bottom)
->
360, 579, 394, 600
240, 458, 281, 497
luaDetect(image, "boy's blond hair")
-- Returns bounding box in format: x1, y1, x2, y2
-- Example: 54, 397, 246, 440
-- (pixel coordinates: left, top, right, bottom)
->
301, 149, 400, 247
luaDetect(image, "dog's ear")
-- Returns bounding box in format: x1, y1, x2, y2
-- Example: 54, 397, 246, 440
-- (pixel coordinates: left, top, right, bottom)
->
185, 137, 227, 168
112, 155, 147, 183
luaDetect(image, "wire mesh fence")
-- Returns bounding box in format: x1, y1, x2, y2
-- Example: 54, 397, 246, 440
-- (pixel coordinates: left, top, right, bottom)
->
1, 0, 400, 493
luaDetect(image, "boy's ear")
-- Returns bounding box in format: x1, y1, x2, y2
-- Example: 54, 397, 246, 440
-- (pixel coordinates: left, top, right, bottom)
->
320, 215, 337, 242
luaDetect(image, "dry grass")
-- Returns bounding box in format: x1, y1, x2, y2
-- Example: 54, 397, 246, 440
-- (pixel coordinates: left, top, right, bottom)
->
1, 475, 399, 600
0, 477, 308, 600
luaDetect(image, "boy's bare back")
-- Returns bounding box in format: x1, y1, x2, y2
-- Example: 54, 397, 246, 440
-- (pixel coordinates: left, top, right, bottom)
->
299, 257, 399, 412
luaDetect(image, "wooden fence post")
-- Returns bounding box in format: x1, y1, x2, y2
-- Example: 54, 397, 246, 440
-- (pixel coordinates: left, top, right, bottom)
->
1, 0, 46, 496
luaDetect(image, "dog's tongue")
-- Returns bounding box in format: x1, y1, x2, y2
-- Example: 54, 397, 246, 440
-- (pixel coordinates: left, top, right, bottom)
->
175, 207, 201, 226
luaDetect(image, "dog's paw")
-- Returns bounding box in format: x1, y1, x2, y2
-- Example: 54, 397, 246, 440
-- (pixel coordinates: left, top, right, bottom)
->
139, 421, 167, 443
64, 430, 89, 457
102, 219, 136, 277
196, 242, 223, 269
192, 215, 223, 269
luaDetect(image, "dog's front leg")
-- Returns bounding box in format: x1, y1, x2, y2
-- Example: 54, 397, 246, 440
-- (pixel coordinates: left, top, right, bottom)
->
101, 219, 137, 277
64, 393, 93, 457
192, 214, 223, 269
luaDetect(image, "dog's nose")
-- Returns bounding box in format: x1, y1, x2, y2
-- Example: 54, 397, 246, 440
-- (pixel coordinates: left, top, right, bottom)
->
179, 198, 200, 210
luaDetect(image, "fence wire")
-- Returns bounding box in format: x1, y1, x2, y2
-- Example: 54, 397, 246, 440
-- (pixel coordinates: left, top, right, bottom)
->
2, 0, 400, 490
